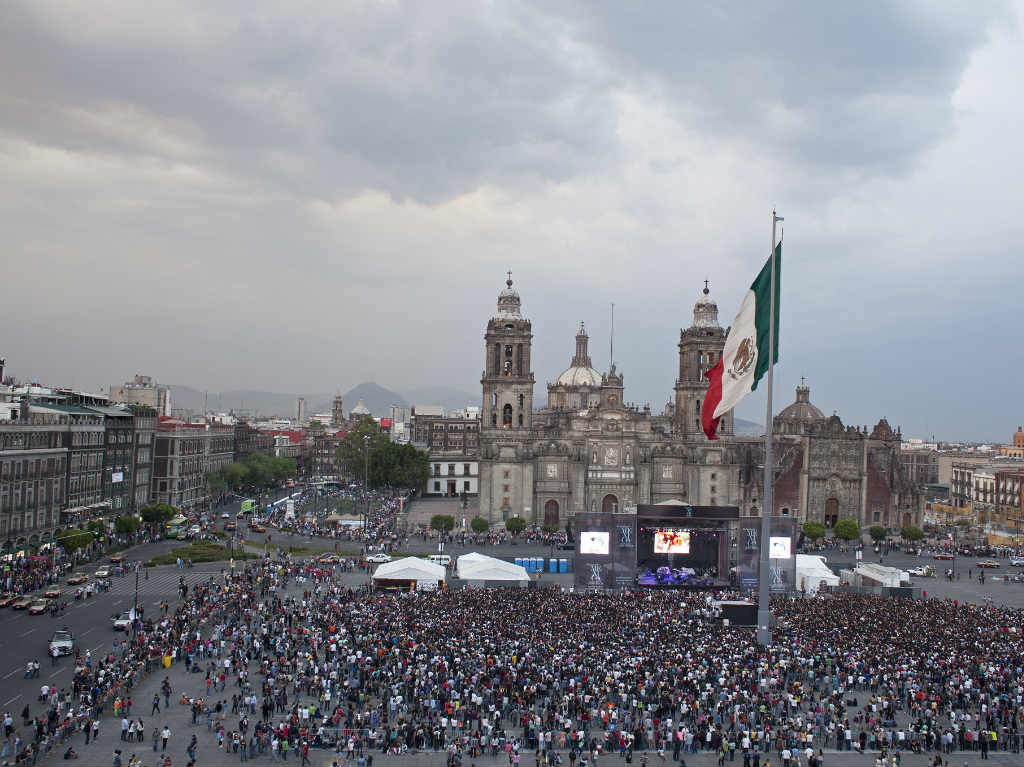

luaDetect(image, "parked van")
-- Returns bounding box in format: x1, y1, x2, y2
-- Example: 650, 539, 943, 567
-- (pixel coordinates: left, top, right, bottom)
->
427, 554, 452, 567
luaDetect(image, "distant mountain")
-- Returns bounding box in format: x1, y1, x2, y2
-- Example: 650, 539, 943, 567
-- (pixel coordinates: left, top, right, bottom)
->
405, 386, 478, 412
734, 417, 764, 437
168, 386, 312, 419
342, 382, 408, 416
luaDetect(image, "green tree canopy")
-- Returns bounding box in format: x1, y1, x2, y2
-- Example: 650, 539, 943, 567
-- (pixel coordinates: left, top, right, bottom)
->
505, 517, 526, 535
868, 524, 887, 542
833, 519, 861, 541
336, 419, 428, 489
430, 514, 455, 532
802, 520, 827, 541
140, 504, 177, 526
206, 471, 228, 496
56, 528, 94, 552
900, 525, 925, 542
470, 517, 490, 534
115, 515, 140, 534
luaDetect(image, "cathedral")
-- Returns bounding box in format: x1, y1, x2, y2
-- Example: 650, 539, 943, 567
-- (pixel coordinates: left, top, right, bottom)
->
478, 276, 921, 532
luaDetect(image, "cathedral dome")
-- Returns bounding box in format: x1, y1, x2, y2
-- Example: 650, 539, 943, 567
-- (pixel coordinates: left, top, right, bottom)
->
555, 365, 602, 387
350, 398, 371, 416
777, 382, 824, 423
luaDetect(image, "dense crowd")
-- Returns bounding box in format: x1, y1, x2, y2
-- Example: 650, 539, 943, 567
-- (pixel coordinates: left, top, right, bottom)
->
7, 556, 1024, 766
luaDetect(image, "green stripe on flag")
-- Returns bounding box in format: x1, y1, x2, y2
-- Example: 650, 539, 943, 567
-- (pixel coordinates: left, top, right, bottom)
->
751, 240, 781, 390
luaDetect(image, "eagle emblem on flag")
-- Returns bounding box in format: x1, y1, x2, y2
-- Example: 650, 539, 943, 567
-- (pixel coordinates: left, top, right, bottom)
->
727, 336, 756, 380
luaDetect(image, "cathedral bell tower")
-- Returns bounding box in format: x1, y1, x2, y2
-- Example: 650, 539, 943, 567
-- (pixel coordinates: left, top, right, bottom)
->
675, 282, 732, 437
481, 274, 535, 430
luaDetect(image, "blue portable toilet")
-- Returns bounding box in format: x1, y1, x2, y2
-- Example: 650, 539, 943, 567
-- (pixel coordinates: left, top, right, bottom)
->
558, 558, 568, 573
532, 557, 541, 572
514, 557, 523, 568
549, 558, 557, 572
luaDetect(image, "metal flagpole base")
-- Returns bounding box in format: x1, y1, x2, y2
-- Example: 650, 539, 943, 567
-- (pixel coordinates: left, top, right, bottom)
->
756, 609, 772, 646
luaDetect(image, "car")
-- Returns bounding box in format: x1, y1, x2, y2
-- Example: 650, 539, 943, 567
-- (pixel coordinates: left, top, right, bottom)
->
236, 511, 245, 519
67, 573, 88, 585
48, 629, 74, 656
249, 524, 266, 533
366, 553, 392, 564
221, 512, 230, 519
977, 560, 1000, 568
1010, 557, 1024, 567
95, 566, 111, 578
43, 587, 62, 599
27, 599, 49, 615
112, 611, 133, 631
11, 596, 34, 610
224, 521, 236, 531
932, 553, 954, 560
316, 553, 342, 564
188, 525, 202, 536
110, 554, 127, 564
0, 594, 20, 608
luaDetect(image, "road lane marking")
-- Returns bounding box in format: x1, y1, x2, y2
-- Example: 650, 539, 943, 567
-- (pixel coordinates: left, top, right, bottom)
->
19, 629, 35, 637
80, 628, 95, 637
48, 668, 63, 679
2, 667, 20, 679
3, 695, 20, 705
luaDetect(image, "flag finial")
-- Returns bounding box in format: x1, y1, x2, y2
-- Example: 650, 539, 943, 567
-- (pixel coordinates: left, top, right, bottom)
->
703, 279, 709, 295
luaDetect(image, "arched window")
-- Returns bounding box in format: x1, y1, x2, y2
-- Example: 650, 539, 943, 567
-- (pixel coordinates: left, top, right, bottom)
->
518, 414, 523, 426
491, 412, 497, 426
502, 404, 513, 427
518, 393, 524, 409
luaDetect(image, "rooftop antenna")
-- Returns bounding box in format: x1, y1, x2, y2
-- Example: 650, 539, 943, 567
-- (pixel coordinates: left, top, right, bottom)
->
610, 302, 615, 366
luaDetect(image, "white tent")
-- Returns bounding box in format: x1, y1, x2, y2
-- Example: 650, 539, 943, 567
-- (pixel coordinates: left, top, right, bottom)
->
372, 557, 446, 586
456, 552, 530, 584
795, 554, 840, 594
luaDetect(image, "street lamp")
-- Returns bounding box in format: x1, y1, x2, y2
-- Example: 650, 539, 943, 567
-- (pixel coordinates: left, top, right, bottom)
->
363, 435, 371, 543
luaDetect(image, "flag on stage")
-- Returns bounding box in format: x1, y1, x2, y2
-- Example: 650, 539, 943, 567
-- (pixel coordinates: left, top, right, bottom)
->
701, 240, 781, 440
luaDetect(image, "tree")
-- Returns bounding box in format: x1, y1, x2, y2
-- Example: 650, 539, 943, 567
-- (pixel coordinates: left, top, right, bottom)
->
56, 528, 94, 553
833, 519, 860, 541
868, 524, 887, 542
336, 417, 390, 482
205, 471, 228, 497
470, 517, 490, 534
430, 514, 455, 532
115, 515, 141, 534
308, 419, 324, 429
140, 504, 176, 526
802, 520, 826, 541
223, 462, 249, 490
900, 525, 925, 542
505, 517, 526, 535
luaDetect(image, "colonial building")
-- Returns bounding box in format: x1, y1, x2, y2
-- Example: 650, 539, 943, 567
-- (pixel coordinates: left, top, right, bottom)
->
478, 276, 921, 532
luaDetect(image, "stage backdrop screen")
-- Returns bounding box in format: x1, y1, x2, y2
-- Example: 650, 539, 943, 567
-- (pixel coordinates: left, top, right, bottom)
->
580, 531, 610, 555
653, 529, 691, 555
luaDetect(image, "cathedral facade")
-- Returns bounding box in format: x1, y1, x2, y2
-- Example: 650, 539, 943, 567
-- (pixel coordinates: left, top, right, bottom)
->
478, 277, 920, 533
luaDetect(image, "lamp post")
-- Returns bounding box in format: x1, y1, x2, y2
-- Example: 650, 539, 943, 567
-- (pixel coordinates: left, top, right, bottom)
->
363, 435, 371, 543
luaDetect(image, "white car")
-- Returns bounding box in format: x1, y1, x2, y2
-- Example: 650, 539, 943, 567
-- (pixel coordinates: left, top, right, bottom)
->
1010, 558, 1024, 567
112, 611, 132, 631
221, 512, 231, 519
907, 566, 929, 577
95, 566, 111, 578
366, 553, 392, 564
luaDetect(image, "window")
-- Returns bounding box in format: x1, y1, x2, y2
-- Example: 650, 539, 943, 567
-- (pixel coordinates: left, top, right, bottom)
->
503, 484, 509, 493
503, 470, 510, 479
518, 393, 524, 409
503, 404, 513, 426
503, 496, 510, 506
464, 481, 470, 491
463, 464, 470, 475
434, 482, 441, 492
518, 414, 523, 426
448, 464, 455, 475
434, 464, 441, 475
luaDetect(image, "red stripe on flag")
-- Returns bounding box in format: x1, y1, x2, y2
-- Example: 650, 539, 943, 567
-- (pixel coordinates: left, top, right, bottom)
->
701, 358, 724, 440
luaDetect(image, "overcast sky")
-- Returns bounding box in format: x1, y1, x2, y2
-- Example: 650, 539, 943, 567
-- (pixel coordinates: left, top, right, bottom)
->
2, 1, 1021, 442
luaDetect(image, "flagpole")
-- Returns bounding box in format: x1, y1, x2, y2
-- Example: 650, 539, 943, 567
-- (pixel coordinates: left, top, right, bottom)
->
757, 210, 782, 646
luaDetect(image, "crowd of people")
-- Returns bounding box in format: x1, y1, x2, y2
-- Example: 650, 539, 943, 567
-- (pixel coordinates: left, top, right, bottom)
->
6, 551, 1024, 767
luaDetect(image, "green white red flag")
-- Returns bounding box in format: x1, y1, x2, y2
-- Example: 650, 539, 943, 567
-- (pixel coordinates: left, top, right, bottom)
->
701, 241, 781, 440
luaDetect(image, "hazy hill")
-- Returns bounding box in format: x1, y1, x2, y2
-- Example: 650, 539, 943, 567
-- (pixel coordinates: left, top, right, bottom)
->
341, 382, 407, 416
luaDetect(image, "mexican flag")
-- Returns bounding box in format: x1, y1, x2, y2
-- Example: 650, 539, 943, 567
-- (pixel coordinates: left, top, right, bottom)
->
701, 241, 781, 440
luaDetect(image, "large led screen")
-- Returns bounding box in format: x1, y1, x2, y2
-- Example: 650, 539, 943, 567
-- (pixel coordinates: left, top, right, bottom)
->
652, 528, 691, 555
579, 531, 610, 555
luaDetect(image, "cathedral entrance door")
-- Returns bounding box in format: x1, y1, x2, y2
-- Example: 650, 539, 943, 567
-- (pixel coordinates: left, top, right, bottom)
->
602, 494, 618, 515
544, 500, 559, 528
824, 498, 839, 529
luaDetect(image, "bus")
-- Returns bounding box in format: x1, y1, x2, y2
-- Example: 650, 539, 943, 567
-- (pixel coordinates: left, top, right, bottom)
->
166, 514, 189, 539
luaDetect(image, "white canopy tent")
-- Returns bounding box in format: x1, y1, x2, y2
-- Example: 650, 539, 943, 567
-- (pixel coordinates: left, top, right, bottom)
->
456, 552, 530, 585
372, 557, 446, 586
795, 554, 840, 594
